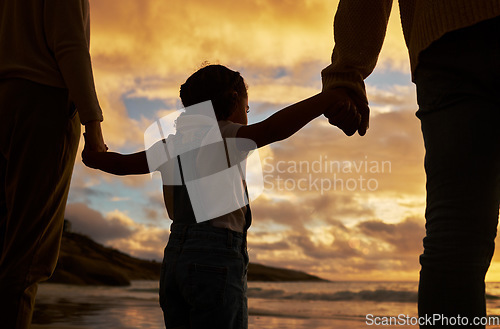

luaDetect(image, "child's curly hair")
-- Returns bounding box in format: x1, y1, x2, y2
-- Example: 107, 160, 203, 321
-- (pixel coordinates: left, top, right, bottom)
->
180, 64, 248, 120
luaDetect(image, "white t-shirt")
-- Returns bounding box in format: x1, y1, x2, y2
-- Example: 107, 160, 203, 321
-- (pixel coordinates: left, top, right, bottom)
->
209, 121, 248, 232
157, 120, 249, 232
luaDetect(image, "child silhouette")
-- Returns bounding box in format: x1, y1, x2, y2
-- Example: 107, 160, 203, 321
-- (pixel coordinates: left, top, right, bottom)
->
83, 64, 352, 329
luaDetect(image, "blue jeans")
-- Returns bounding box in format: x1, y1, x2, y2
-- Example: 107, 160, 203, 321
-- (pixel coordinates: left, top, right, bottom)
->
159, 222, 249, 329
416, 17, 500, 327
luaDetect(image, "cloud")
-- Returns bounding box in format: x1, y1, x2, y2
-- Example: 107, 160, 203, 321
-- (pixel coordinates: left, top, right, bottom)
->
109, 223, 169, 261
65, 203, 135, 243
247, 215, 424, 280
250, 240, 290, 251
89, 0, 337, 72
357, 217, 425, 255
367, 84, 417, 114
250, 109, 426, 249
90, 0, 409, 73
143, 207, 159, 221
65, 203, 169, 260
87, 0, 411, 153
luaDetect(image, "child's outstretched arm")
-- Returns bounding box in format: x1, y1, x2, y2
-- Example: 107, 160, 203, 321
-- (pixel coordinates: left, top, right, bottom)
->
82, 149, 150, 175
82, 134, 150, 175
237, 89, 361, 148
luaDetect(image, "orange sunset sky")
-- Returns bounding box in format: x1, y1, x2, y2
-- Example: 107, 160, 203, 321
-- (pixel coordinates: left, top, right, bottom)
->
65, 0, 500, 282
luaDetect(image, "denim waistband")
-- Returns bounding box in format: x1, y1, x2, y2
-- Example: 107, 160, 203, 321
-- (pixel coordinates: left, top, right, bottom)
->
169, 221, 246, 250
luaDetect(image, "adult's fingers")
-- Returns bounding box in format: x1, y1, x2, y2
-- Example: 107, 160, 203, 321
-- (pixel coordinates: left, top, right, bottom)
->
326, 101, 361, 136
356, 101, 370, 136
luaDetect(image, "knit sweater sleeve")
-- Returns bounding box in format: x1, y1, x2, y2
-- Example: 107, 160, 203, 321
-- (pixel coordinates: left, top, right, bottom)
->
321, 0, 393, 103
44, 0, 103, 124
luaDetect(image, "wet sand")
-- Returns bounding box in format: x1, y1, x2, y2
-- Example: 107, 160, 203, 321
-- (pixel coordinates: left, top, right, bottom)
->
31, 298, 366, 329
31, 317, 365, 329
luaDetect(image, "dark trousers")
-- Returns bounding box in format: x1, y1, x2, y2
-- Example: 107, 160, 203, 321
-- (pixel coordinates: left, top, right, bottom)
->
416, 17, 500, 327
160, 222, 249, 329
0, 79, 80, 328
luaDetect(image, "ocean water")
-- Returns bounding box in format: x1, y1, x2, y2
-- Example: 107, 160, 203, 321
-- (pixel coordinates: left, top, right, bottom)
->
32, 281, 500, 328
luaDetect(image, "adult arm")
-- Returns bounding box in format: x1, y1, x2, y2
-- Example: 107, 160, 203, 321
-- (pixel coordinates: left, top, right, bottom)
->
45, 0, 106, 151
321, 0, 393, 136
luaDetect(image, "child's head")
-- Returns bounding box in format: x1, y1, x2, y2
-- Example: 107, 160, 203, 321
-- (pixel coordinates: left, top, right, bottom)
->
180, 64, 248, 122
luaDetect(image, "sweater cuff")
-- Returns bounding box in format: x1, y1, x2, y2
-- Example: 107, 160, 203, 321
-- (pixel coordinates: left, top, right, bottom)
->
79, 107, 104, 125
321, 67, 368, 104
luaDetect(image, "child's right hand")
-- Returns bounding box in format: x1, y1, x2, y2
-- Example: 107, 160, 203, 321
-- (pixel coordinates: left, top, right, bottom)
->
82, 148, 99, 169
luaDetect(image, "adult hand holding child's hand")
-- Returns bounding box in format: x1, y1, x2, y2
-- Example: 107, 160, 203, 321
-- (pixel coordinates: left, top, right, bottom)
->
82, 127, 107, 169
322, 88, 370, 136
83, 120, 108, 152
82, 133, 97, 169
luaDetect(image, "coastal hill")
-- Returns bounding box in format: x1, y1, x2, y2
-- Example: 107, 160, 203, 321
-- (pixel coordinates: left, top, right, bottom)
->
47, 232, 325, 286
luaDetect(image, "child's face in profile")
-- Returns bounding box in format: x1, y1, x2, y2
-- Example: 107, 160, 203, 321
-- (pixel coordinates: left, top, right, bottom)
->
228, 96, 249, 125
